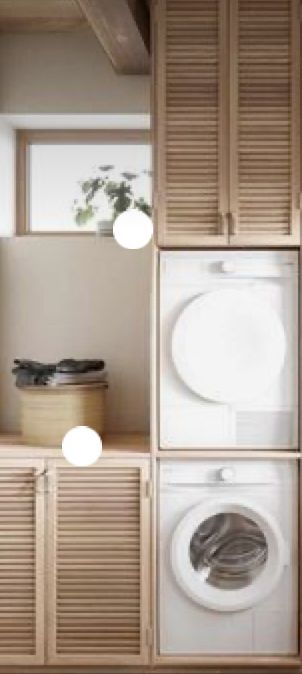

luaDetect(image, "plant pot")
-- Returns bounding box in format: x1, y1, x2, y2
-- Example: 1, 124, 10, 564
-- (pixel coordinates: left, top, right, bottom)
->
96, 220, 114, 237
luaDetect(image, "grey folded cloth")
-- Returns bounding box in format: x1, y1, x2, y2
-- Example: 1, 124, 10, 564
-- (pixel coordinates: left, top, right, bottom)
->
49, 370, 108, 387
12, 358, 106, 388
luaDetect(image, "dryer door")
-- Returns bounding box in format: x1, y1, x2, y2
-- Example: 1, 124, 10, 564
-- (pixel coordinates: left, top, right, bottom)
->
171, 498, 287, 612
171, 289, 286, 404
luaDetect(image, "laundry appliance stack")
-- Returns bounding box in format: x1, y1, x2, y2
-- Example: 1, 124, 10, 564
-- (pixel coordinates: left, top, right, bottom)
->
151, 0, 301, 669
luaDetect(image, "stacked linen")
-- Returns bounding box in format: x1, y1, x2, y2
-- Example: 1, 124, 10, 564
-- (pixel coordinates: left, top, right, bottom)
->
12, 358, 107, 388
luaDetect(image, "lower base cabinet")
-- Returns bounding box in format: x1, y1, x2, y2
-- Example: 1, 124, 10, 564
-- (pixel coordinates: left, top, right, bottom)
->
0, 459, 45, 665
0, 456, 150, 667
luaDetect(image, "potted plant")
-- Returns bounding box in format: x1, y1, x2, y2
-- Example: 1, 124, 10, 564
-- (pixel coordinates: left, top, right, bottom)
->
72, 165, 151, 236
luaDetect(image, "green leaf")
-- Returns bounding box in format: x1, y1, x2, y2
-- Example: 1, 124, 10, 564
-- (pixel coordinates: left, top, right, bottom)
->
121, 171, 137, 181
99, 164, 114, 172
134, 197, 151, 217
74, 203, 96, 226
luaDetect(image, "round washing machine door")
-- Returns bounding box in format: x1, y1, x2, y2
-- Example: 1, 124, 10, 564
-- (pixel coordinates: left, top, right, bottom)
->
171, 288, 286, 404
171, 498, 288, 612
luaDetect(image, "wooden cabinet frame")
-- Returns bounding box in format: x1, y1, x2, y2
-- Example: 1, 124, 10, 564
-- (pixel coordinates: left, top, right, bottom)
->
16, 129, 150, 236
149, 245, 302, 666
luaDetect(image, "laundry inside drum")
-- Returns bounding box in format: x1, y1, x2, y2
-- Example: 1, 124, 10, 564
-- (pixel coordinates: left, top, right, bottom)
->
189, 513, 268, 590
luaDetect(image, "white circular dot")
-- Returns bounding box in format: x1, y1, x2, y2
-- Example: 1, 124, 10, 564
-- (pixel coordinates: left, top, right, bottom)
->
62, 426, 102, 467
113, 208, 153, 249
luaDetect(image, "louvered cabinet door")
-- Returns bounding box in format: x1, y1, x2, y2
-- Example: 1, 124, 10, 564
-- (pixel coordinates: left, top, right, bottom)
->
229, 0, 300, 245
47, 458, 150, 666
153, 0, 229, 246
0, 459, 45, 665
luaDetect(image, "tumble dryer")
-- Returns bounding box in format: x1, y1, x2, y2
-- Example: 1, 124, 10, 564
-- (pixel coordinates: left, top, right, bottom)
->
159, 460, 298, 655
159, 250, 298, 448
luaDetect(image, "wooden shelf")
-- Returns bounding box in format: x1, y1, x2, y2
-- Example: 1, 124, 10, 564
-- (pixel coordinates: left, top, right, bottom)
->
0, 433, 150, 457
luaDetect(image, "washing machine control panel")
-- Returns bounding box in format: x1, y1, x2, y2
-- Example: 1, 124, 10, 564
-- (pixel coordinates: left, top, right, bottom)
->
217, 467, 235, 482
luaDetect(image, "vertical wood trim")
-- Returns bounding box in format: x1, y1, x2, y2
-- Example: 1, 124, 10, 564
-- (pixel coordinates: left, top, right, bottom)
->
151, 246, 159, 456
46, 463, 57, 664
150, 247, 158, 662
139, 460, 151, 663
218, 0, 230, 233
35, 463, 45, 665
229, 0, 239, 241
151, 0, 156, 236
290, 0, 301, 241
151, 454, 158, 665
299, 435, 302, 657
15, 131, 28, 235
154, 0, 166, 247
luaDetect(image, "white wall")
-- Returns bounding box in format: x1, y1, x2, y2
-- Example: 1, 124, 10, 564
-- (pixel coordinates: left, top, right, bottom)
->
0, 30, 151, 435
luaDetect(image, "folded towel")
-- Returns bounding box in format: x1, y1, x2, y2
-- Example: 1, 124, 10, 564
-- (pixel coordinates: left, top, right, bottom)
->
12, 358, 106, 388
56, 359, 105, 374
48, 370, 108, 386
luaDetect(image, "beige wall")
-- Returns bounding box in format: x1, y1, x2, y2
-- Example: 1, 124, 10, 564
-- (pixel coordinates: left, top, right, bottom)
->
0, 238, 151, 433
0, 30, 149, 113
0, 30, 151, 435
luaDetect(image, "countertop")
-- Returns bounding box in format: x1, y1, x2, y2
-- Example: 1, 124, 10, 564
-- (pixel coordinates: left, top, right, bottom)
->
0, 433, 150, 458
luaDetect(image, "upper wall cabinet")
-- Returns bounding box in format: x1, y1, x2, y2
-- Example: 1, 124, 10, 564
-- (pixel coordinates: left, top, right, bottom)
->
153, 0, 300, 247
154, 0, 228, 246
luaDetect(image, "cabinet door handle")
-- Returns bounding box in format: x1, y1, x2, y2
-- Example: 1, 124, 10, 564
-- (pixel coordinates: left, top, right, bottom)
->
229, 212, 238, 237
218, 212, 228, 235
35, 468, 49, 493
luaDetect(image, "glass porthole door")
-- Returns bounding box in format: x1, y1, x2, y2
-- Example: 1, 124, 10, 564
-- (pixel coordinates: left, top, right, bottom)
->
171, 499, 287, 612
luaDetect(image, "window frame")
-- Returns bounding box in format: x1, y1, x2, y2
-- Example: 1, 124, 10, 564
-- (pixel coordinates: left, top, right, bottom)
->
16, 128, 151, 235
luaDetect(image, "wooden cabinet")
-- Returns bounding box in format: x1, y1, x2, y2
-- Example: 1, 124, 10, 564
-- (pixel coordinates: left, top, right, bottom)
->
0, 451, 150, 667
153, 0, 300, 247
153, 0, 229, 247
0, 459, 45, 665
47, 457, 150, 666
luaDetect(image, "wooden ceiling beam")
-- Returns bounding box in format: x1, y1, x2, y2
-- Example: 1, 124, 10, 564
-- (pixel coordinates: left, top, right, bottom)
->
0, 0, 85, 32
0, 18, 85, 32
77, 0, 150, 74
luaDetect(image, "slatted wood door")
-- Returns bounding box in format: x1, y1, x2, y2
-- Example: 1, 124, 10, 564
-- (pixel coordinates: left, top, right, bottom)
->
0, 459, 45, 665
229, 0, 300, 246
47, 457, 150, 666
153, 0, 229, 247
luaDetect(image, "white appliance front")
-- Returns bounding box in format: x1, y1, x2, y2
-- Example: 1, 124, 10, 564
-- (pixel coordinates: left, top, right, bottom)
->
159, 251, 298, 449
159, 460, 298, 655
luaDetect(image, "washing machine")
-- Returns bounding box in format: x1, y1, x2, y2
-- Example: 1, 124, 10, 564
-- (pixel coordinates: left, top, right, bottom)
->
159, 250, 298, 449
159, 459, 298, 655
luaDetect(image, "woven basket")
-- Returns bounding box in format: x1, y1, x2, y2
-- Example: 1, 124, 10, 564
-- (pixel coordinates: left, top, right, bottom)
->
19, 383, 107, 447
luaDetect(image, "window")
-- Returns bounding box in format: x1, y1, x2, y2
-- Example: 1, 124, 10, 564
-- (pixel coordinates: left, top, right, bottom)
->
16, 129, 151, 235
